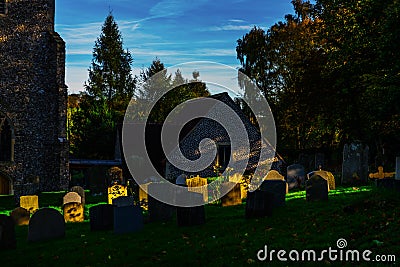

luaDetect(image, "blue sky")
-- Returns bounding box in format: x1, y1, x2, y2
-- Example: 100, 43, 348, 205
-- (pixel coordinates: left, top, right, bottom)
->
55, 0, 295, 94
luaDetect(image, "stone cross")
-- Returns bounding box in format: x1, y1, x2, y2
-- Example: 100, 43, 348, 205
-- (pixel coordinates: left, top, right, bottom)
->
369, 166, 395, 179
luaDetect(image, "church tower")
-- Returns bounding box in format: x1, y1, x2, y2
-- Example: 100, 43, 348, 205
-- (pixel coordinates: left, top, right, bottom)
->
0, 0, 69, 199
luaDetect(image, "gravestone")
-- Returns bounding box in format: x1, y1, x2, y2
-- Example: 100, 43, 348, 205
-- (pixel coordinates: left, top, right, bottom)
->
87, 166, 108, 195
114, 205, 143, 234
342, 142, 369, 184
245, 190, 274, 218
229, 173, 247, 199
259, 180, 287, 208
176, 174, 188, 186
306, 175, 328, 201
89, 204, 114, 231
308, 170, 336, 190
63, 202, 84, 223
28, 208, 65, 242
186, 176, 208, 202
20, 195, 39, 214
112, 196, 135, 207
264, 170, 285, 181
148, 183, 175, 222
0, 214, 16, 250
107, 184, 127, 204
176, 192, 206, 227
10, 207, 30, 226
221, 182, 242, 207
138, 183, 150, 210
63, 192, 82, 206
286, 164, 305, 189
70, 186, 86, 205
396, 157, 400, 180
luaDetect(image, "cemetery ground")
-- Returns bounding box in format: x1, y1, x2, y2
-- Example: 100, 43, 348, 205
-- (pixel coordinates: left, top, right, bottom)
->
0, 186, 399, 266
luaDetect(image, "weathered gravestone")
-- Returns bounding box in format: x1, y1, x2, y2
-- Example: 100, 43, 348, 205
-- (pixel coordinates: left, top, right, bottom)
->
10, 207, 30, 226
114, 205, 143, 234
20, 195, 39, 214
89, 204, 114, 231
0, 214, 16, 250
221, 182, 242, 207
245, 190, 274, 219
229, 173, 247, 199
176, 191, 206, 227
63, 203, 84, 223
308, 170, 336, 190
63, 192, 82, 206
342, 142, 369, 184
70, 186, 86, 205
112, 196, 135, 207
148, 183, 175, 222
396, 157, 400, 180
286, 164, 305, 189
107, 184, 127, 204
306, 175, 328, 201
28, 208, 65, 242
264, 170, 285, 181
138, 183, 150, 210
259, 180, 287, 208
186, 176, 208, 202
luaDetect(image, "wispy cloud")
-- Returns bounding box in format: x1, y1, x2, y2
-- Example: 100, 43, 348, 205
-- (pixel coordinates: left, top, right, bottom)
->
205, 24, 255, 31
150, 0, 210, 17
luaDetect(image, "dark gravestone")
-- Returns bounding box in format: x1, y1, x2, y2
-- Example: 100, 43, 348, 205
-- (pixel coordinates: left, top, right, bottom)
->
70, 186, 86, 205
306, 175, 328, 201
114, 206, 143, 234
221, 182, 242, 207
342, 142, 369, 184
112, 196, 135, 207
10, 207, 30, 226
89, 204, 114, 231
0, 214, 16, 250
87, 166, 108, 195
286, 164, 305, 189
148, 183, 175, 222
176, 192, 205, 227
28, 208, 65, 242
245, 190, 273, 219
259, 180, 287, 208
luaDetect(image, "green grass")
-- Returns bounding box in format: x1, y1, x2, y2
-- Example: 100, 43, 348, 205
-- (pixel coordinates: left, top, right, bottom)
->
0, 186, 399, 266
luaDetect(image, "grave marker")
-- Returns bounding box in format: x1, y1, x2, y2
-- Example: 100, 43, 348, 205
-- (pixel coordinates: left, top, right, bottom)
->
89, 204, 114, 231
28, 208, 65, 242
186, 176, 208, 202
229, 173, 247, 199
148, 183, 175, 222
114, 205, 143, 234
10, 207, 30, 226
112, 196, 135, 207
63, 202, 84, 223
308, 170, 336, 190
342, 142, 369, 183
369, 166, 395, 179
221, 182, 242, 207
20, 195, 39, 214
176, 191, 205, 227
245, 190, 273, 218
286, 164, 305, 189
63, 192, 82, 206
306, 175, 328, 201
264, 170, 285, 181
259, 180, 287, 208
107, 184, 127, 204
70, 186, 86, 205
0, 214, 16, 250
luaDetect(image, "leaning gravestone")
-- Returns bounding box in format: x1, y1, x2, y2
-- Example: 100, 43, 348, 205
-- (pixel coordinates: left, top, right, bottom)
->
70, 186, 86, 205
0, 214, 16, 250
20, 195, 39, 214
148, 183, 175, 222
10, 207, 30, 226
221, 182, 242, 207
63, 192, 82, 206
28, 208, 65, 242
114, 205, 143, 234
107, 184, 128, 204
89, 204, 114, 231
245, 190, 274, 219
259, 180, 287, 208
63, 202, 84, 223
342, 142, 369, 184
286, 164, 305, 189
306, 175, 328, 201
176, 191, 206, 227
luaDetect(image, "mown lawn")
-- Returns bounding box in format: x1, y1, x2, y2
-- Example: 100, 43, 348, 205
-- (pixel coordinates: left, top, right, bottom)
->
0, 185, 398, 266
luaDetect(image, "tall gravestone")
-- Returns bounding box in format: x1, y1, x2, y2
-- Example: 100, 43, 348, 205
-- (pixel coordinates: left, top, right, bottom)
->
28, 208, 65, 242
342, 142, 369, 184
286, 164, 305, 189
